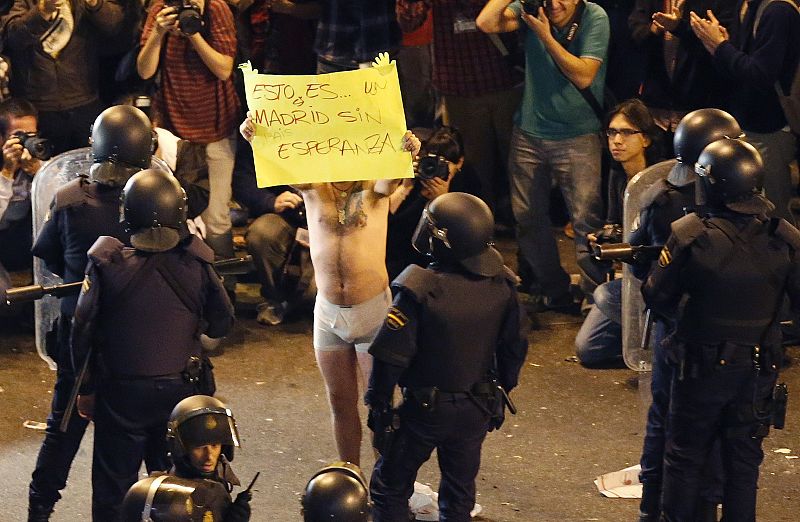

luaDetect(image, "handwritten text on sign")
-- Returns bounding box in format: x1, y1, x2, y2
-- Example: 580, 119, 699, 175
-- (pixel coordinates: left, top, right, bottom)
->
241, 56, 412, 187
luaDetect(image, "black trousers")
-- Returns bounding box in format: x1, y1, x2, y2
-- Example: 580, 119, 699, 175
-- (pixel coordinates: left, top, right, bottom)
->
28, 317, 88, 508
91, 375, 196, 521
661, 352, 777, 522
38, 99, 104, 156
370, 396, 490, 522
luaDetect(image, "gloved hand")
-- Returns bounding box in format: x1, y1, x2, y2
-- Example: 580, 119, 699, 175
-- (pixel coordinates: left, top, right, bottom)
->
225, 490, 252, 522
367, 404, 393, 434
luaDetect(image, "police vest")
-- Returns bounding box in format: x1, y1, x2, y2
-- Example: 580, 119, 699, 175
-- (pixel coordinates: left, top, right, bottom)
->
677, 215, 794, 345
393, 265, 515, 392
89, 236, 213, 376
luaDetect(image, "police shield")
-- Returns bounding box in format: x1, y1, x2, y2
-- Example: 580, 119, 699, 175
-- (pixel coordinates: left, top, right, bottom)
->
621, 160, 676, 372
31, 148, 170, 368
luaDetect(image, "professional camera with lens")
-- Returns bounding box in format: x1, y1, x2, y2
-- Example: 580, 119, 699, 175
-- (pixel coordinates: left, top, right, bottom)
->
11, 131, 52, 161
167, 0, 204, 36
415, 153, 449, 181
521, 0, 546, 15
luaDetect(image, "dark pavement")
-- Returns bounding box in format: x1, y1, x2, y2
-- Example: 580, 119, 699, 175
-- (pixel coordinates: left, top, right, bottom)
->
0, 233, 798, 521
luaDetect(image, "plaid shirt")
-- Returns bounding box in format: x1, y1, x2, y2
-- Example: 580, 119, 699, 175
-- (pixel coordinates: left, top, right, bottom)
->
142, 0, 240, 144
314, 0, 401, 65
396, 0, 523, 96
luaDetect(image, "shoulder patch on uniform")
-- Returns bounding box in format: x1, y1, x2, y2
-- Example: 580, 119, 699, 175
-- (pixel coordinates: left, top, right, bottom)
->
658, 245, 672, 267
385, 306, 408, 330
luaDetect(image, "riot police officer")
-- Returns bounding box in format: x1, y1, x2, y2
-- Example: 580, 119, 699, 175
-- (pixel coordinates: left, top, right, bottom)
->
27, 104, 154, 522
301, 462, 370, 522
120, 394, 251, 522
71, 169, 234, 521
643, 138, 798, 521
166, 395, 251, 521
630, 108, 742, 521
365, 192, 529, 522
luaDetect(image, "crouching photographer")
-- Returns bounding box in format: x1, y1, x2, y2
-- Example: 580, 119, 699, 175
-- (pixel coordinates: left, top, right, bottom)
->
385, 126, 465, 280
575, 99, 663, 366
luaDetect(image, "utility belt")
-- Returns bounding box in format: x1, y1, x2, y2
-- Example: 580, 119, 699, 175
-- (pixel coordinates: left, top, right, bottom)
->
403, 382, 516, 427
679, 342, 789, 437
100, 355, 215, 395
677, 341, 782, 379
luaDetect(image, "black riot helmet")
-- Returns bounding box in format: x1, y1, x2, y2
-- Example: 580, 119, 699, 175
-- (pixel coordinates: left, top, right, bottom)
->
166, 395, 241, 474
89, 105, 155, 186
301, 461, 370, 522
121, 475, 227, 522
674, 109, 742, 166
694, 138, 774, 215
411, 192, 504, 276
121, 169, 188, 252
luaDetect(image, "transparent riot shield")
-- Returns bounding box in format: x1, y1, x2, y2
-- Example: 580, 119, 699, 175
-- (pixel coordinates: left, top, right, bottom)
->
621, 159, 677, 372
31, 148, 170, 368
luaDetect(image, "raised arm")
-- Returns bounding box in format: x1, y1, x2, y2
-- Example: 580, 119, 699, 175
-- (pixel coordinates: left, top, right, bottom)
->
374, 131, 421, 196
477, 0, 521, 34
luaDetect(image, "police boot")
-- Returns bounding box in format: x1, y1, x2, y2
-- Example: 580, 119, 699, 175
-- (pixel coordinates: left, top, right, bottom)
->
28, 502, 53, 522
693, 501, 718, 522
638, 483, 660, 522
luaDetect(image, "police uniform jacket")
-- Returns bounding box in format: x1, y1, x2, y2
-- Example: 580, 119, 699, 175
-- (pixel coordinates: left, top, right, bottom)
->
31, 177, 130, 316
643, 211, 800, 351
71, 234, 234, 388
366, 263, 528, 404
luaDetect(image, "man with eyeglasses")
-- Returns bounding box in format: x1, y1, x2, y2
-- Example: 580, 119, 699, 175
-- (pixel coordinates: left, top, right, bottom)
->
478, 0, 610, 311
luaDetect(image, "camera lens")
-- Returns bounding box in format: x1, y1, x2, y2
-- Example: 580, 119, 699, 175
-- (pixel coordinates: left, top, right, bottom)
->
179, 9, 203, 35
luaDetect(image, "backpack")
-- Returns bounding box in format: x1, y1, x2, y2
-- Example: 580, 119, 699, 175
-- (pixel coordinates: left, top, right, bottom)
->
753, 0, 800, 135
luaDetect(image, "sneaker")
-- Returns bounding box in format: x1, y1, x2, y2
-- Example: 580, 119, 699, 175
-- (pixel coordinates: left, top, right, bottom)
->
256, 301, 287, 326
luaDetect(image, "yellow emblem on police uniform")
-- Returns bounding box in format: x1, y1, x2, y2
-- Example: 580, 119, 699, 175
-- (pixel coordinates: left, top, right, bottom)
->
203, 510, 215, 522
185, 497, 193, 515
386, 307, 408, 330
205, 416, 218, 430
658, 245, 672, 267
81, 276, 91, 293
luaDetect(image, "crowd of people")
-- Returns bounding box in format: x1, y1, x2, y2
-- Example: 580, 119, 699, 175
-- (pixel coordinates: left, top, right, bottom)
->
0, 0, 798, 520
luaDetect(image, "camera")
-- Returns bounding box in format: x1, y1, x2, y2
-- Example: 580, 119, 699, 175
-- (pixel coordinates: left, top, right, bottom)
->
283, 201, 307, 229
167, 0, 203, 36
415, 154, 449, 181
521, 0, 546, 15
11, 131, 52, 161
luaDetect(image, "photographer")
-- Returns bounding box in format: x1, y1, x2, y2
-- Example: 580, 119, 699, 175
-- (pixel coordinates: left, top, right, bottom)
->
0, 98, 43, 305
478, 0, 610, 312
1, 0, 125, 155
386, 126, 465, 280
137, 0, 240, 270
575, 99, 661, 366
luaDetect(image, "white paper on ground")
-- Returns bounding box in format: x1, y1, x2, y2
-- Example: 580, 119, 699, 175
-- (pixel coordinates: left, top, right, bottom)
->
409, 481, 483, 520
594, 464, 643, 499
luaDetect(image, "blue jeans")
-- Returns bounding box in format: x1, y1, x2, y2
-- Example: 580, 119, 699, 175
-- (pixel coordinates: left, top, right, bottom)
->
575, 279, 622, 365
508, 128, 604, 298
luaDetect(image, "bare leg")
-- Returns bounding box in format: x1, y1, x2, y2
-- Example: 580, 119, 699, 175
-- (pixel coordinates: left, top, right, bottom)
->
316, 348, 364, 465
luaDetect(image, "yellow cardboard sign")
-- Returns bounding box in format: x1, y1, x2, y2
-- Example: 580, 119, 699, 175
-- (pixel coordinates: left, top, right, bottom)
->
241, 54, 412, 187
